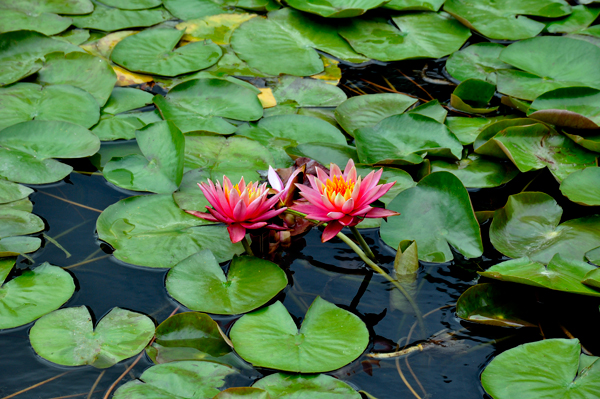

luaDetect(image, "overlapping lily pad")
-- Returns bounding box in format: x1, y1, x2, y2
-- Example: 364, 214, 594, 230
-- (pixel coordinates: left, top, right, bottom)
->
285, 0, 387, 18
527, 87, 600, 129
450, 78, 498, 114
445, 43, 513, 84
489, 192, 600, 264
560, 167, 600, 206
0, 180, 32, 205
167, 250, 288, 314
545, 5, 600, 34
229, 297, 369, 373
30, 306, 155, 368
473, 118, 538, 159
445, 116, 516, 145
431, 154, 518, 188
99, 0, 162, 10
563, 131, 600, 153
102, 87, 154, 115
0, 0, 93, 35
0, 207, 43, 240
71, 2, 173, 31
286, 143, 358, 167
253, 373, 361, 398
267, 76, 347, 108
97, 194, 243, 268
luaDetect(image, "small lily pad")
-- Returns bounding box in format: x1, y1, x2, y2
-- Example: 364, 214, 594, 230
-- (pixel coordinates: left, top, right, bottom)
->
0, 179, 33, 204
431, 154, 518, 188
384, 0, 445, 11
215, 388, 270, 399
230, 297, 369, 373
0, 208, 43, 239
167, 250, 288, 315
285, 0, 387, 18
527, 87, 600, 129
99, 0, 162, 10
253, 373, 361, 398
0, 236, 41, 257
560, 167, 600, 206
30, 306, 155, 368
545, 5, 600, 34
102, 87, 154, 115
267, 76, 347, 107
445, 43, 513, 84
71, 2, 173, 31
564, 131, 600, 153
450, 78, 498, 114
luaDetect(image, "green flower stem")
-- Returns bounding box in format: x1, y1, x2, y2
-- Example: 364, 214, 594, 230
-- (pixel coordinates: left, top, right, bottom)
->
241, 236, 254, 257
349, 225, 377, 262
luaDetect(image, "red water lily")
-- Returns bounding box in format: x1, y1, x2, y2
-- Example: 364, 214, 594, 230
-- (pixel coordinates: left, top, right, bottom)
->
291, 159, 399, 242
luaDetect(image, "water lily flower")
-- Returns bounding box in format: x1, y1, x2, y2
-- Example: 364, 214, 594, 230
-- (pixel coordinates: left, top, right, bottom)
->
291, 159, 399, 242
186, 176, 287, 243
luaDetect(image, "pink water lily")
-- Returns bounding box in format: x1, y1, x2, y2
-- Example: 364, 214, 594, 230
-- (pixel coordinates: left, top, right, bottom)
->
291, 159, 399, 242
186, 176, 287, 243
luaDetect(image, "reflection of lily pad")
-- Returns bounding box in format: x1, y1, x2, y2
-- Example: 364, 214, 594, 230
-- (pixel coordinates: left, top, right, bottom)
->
560, 167, 600, 206
445, 43, 512, 84
71, 2, 173, 31
230, 297, 369, 373
253, 373, 361, 398
381, 172, 483, 263
167, 250, 288, 315
431, 154, 518, 188
30, 306, 155, 368
0, 260, 75, 329
285, 0, 387, 18
527, 87, 600, 129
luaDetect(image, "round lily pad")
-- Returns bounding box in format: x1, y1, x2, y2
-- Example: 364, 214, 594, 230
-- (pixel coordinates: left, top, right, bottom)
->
30, 306, 155, 368
0, 180, 33, 204
560, 167, 600, 206
527, 87, 600, 129
167, 251, 288, 315
285, 0, 387, 18
430, 154, 518, 188
0, 148, 73, 184
229, 297, 369, 373
71, 2, 173, 31
0, 260, 75, 329
0, 236, 41, 257
445, 43, 513, 84
253, 373, 361, 398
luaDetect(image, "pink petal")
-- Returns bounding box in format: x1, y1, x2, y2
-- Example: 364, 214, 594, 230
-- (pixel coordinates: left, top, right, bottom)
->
351, 177, 362, 202
265, 223, 288, 230
240, 221, 267, 229
232, 198, 247, 221
343, 159, 356, 180
341, 198, 354, 214
249, 207, 287, 222
316, 167, 330, 184
268, 166, 284, 192
297, 188, 329, 212
185, 210, 218, 222
356, 182, 396, 208
333, 192, 345, 209
291, 202, 324, 216
244, 194, 267, 219
365, 207, 400, 219
237, 176, 246, 192
207, 207, 234, 223
320, 193, 338, 212
322, 221, 344, 242
223, 176, 233, 191
214, 183, 233, 216
350, 206, 372, 216
330, 163, 342, 178
339, 215, 357, 226
327, 211, 345, 219
227, 223, 246, 243
281, 167, 303, 199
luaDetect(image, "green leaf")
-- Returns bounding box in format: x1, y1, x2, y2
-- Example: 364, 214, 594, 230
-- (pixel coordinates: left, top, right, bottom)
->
394, 240, 419, 276
408, 99, 447, 122
545, 5, 600, 34
473, 118, 539, 159
0, 0, 93, 14
482, 339, 600, 398
167, 250, 288, 315
0, 261, 75, 329
54, 29, 90, 45
384, 0, 445, 11
338, 12, 471, 62
445, 43, 513, 84
286, 143, 358, 167
334, 93, 417, 137
560, 167, 600, 206
102, 87, 154, 115
176, 13, 257, 45
30, 306, 155, 368
380, 172, 483, 263
0, 236, 41, 257
0, 148, 73, 184
268, 76, 347, 107
450, 78, 498, 114
230, 297, 369, 373
527, 87, 600, 129
92, 114, 146, 141
0, 179, 33, 204
489, 192, 600, 263
215, 388, 270, 399
285, 0, 387, 18
71, 2, 173, 31
564, 131, 600, 153
98, 0, 162, 10
0, 9, 72, 36
430, 154, 518, 188
582, 268, 600, 289
97, 194, 243, 268
162, 0, 234, 20
445, 116, 517, 145
253, 373, 361, 398
355, 166, 415, 205
0, 208, 43, 239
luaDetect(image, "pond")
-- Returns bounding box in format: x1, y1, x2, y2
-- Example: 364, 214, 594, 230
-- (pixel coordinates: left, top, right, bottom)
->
2, 1, 600, 399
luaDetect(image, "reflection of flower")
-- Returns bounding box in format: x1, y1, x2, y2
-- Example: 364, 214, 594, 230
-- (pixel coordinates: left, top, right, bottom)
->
186, 176, 286, 243
292, 159, 399, 242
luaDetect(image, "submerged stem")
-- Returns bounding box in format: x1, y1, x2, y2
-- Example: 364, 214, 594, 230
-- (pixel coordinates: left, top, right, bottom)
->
349, 225, 377, 262
241, 236, 254, 257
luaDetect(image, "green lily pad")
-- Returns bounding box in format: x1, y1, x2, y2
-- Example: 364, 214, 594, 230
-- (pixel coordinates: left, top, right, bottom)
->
0, 9, 72, 36
445, 43, 513, 84
146, 312, 232, 364
431, 154, 518, 188
473, 118, 539, 159
479, 254, 600, 297
102, 87, 154, 115
334, 93, 417, 137
564, 131, 600, 153
450, 78, 498, 114
338, 12, 471, 62
0, 198, 32, 212
30, 306, 155, 368
380, 172, 483, 263
493, 123, 597, 181
0, 31, 83, 86
560, 167, 600, 206
104, 121, 184, 194
482, 339, 600, 399
113, 361, 237, 399
177, 13, 257, 45
445, 116, 516, 145
0, 0, 92, 13
99, 0, 162, 10
0, 208, 43, 239
111, 29, 221, 77
0, 236, 41, 257
231, 8, 367, 76
285, 0, 387, 18
97, 194, 243, 268
92, 114, 145, 142
407, 99, 447, 122
443, 0, 571, 40
583, 268, 600, 289
55, 29, 90, 46
36, 52, 117, 106
545, 5, 600, 34
154, 78, 263, 134
586, 247, 600, 265
355, 113, 463, 165
71, 2, 173, 31
527, 87, 600, 129
0, 260, 75, 329
162, 0, 234, 20
0, 83, 100, 131
497, 36, 600, 101
215, 388, 270, 399
489, 192, 600, 264
0, 179, 33, 204
456, 283, 537, 328
268, 76, 347, 107
0, 148, 73, 184
286, 143, 358, 167
384, 0, 444, 11
253, 373, 361, 398
355, 166, 415, 205
230, 297, 369, 373
167, 250, 288, 315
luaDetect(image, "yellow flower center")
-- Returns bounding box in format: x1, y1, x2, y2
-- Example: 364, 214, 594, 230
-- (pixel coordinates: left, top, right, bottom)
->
225, 183, 262, 204
324, 175, 355, 204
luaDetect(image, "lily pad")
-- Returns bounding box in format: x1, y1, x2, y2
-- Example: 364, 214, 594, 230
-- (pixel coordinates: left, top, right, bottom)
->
0, 180, 33, 204
450, 78, 498, 114
71, 2, 173, 31
409, 99, 447, 123
430, 154, 518, 188
231, 8, 367, 76
583, 268, 600, 289
545, 5, 600, 34
338, 12, 471, 62
0, 260, 75, 329
527, 87, 600, 129
564, 131, 600, 153
380, 172, 483, 263
0, 83, 100, 131
96, 194, 243, 268
355, 166, 415, 205
253, 373, 361, 398
355, 113, 463, 165
0, 148, 73, 184
445, 116, 516, 145
445, 43, 513, 84
30, 306, 155, 368
267, 76, 347, 107
177, 13, 257, 45
162, 0, 234, 20
229, 297, 369, 373
0, 208, 43, 239
0, 236, 41, 257
113, 361, 237, 399
55, 29, 90, 45
92, 114, 148, 141
215, 388, 270, 399
334, 93, 417, 137
286, 143, 358, 167
285, 0, 387, 18
384, 0, 445, 11
560, 167, 600, 206
473, 118, 539, 159
0, 9, 72, 36
482, 339, 600, 399
489, 191, 600, 264
99, 0, 162, 10
102, 87, 154, 115
167, 250, 288, 315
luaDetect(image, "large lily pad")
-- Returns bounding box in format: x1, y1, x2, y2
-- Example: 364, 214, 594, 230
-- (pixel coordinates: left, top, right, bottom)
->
229, 297, 369, 373
97, 194, 243, 268
338, 12, 471, 62
0, 9, 72, 36
334, 93, 417, 137
564, 131, 600, 153
104, 121, 184, 194
167, 250, 288, 315
527, 87, 600, 129
253, 373, 361, 398
285, 0, 387, 18
473, 118, 539, 159
0, 148, 73, 184
215, 388, 269, 399
0, 260, 75, 330
231, 8, 367, 76
482, 339, 600, 399
0, 83, 99, 131
430, 154, 518, 188
71, 2, 173, 31
489, 192, 600, 264
445, 43, 513, 84
111, 29, 222, 77
30, 306, 155, 368
177, 13, 257, 45
355, 113, 463, 165
113, 361, 237, 399
380, 172, 483, 263
560, 167, 600, 206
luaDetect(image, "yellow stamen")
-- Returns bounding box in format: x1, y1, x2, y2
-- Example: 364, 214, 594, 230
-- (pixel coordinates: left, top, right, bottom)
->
225, 182, 263, 204
323, 175, 355, 204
